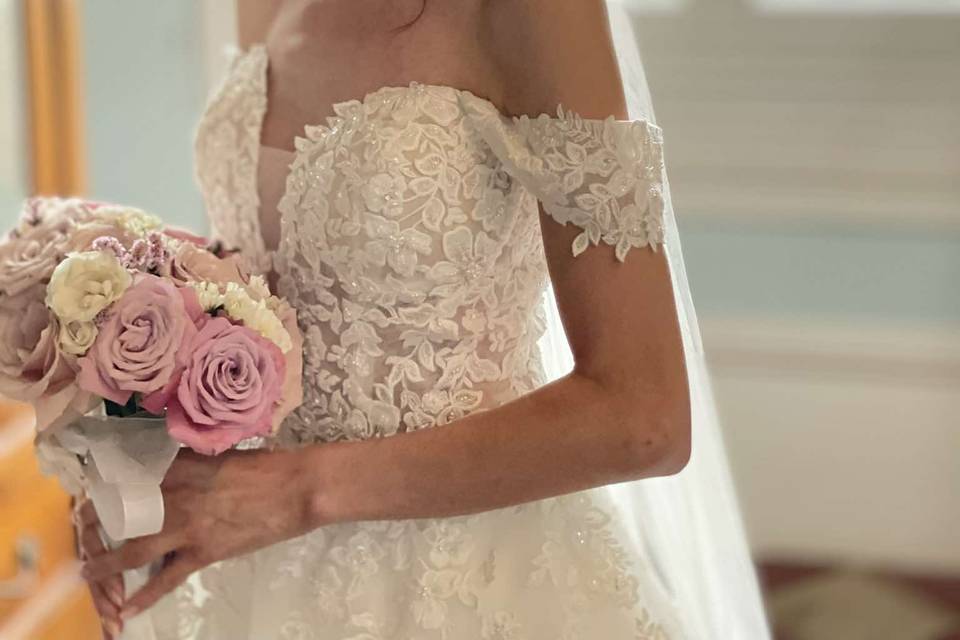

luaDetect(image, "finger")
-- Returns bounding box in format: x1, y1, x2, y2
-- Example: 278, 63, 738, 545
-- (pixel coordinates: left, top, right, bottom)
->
88, 581, 124, 638
79, 522, 107, 559
82, 533, 182, 582
101, 621, 119, 640
121, 554, 196, 620
79, 530, 127, 611
78, 512, 131, 609
89, 580, 121, 619
101, 617, 122, 640
76, 499, 100, 528
89, 574, 125, 610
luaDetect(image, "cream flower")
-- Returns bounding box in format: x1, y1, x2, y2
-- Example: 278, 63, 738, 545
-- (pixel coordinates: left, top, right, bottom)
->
246, 274, 271, 300
46, 251, 132, 323
59, 319, 98, 355
92, 206, 162, 238
222, 283, 292, 353
187, 280, 293, 353
188, 280, 225, 311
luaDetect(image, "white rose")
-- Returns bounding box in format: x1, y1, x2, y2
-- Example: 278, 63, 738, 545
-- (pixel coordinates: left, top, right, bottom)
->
59, 319, 98, 355
46, 251, 132, 323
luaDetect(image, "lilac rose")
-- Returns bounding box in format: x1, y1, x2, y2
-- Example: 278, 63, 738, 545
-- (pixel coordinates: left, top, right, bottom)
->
0, 284, 97, 431
77, 274, 202, 407
165, 317, 285, 455
158, 241, 251, 288
0, 197, 136, 296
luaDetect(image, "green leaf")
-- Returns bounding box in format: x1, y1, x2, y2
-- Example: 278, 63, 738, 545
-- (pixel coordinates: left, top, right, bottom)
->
104, 395, 139, 418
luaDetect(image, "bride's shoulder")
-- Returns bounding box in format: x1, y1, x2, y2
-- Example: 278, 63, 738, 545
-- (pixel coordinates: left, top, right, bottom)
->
235, 0, 281, 49
481, 0, 628, 120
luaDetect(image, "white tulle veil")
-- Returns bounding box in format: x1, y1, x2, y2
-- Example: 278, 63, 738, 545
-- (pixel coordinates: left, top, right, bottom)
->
535, 3, 772, 637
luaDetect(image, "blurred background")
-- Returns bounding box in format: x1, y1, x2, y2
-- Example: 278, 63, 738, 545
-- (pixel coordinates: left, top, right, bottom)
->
0, 0, 957, 638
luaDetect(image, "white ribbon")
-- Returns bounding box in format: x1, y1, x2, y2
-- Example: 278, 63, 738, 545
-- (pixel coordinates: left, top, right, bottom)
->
38, 415, 180, 540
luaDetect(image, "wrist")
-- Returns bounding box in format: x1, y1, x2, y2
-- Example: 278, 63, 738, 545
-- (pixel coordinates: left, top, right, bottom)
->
294, 441, 351, 529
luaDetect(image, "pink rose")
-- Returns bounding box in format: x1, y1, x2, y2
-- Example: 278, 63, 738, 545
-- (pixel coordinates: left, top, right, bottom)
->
0, 284, 97, 431
78, 274, 202, 407
166, 317, 285, 455
159, 241, 251, 287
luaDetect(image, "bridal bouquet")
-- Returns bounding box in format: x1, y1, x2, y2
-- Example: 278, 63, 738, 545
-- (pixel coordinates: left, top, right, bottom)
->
0, 197, 302, 539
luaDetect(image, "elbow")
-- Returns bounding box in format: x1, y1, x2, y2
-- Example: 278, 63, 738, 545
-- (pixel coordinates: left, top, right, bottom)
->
657, 409, 692, 476
575, 359, 692, 480
618, 383, 692, 479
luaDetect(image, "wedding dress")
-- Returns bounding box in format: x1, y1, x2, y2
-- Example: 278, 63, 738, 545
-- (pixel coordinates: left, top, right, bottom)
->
135, 10, 769, 639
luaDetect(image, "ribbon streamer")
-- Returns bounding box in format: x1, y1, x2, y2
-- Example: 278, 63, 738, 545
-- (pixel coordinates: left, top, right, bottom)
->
37, 415, 180, 540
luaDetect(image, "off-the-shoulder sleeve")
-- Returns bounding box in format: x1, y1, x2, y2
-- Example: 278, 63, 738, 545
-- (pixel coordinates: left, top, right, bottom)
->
460, 93, 667, 262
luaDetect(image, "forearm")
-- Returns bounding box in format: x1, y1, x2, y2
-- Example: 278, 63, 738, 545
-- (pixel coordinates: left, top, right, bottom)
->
301, 370, 689, 527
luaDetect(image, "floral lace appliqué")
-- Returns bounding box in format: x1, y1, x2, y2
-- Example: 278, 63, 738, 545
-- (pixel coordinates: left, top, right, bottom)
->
171, 43, 684, 640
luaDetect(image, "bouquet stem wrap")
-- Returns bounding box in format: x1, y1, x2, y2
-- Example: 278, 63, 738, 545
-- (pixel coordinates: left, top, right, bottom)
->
42, 415, 180, 540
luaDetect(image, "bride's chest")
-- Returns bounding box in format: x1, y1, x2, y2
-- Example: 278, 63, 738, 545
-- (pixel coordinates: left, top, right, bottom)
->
193, 47, 542, 289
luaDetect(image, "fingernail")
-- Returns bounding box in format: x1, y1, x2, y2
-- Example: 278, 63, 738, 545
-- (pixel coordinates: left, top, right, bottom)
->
106, 619, 120, 636
121, 605, 139, 620
108, 585, 124, 608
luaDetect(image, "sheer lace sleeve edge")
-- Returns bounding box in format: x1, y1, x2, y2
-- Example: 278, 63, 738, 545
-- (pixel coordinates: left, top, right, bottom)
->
461, 94, 667, 263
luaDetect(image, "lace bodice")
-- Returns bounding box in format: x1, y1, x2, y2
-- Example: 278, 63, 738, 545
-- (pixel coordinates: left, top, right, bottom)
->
144, 43, 693, 640
194, 44, 666, 446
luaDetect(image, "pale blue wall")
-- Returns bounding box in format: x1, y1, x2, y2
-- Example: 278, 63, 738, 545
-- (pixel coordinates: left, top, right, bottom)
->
81, 1, 209, 232
678, 218, 960, 324
0, 0, 26, 228
76, 3, 960, 327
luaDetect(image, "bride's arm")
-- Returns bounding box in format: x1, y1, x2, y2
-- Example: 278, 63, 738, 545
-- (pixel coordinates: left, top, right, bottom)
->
81, 0, 690, 618
314, 0, 690, 523
313, 243, 688, 525
85, 197, 689, 622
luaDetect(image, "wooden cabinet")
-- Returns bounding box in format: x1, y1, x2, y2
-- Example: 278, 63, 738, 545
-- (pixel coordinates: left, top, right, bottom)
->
2, 1, 99, 632
0, 402, 100, 640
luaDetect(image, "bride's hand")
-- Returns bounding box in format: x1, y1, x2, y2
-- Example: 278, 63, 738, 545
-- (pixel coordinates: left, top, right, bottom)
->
75, 500, 125, 639
79, 447, 318, 621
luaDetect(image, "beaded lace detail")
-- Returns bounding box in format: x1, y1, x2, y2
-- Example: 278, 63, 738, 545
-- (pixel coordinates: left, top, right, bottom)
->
166, 43, 682, 640
194, 45, 273, 275
195, 45, 666, 446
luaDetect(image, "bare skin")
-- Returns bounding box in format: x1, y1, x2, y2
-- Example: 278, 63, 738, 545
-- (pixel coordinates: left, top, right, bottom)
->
81, 1, 690, 636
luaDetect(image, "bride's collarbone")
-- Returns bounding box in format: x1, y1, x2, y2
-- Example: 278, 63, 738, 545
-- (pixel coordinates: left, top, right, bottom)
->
253, 1, 505, 145
259, 53, 500, 149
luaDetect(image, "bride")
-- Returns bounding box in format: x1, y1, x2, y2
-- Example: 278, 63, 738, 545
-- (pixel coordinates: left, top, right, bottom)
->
76, 1, 769, 638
